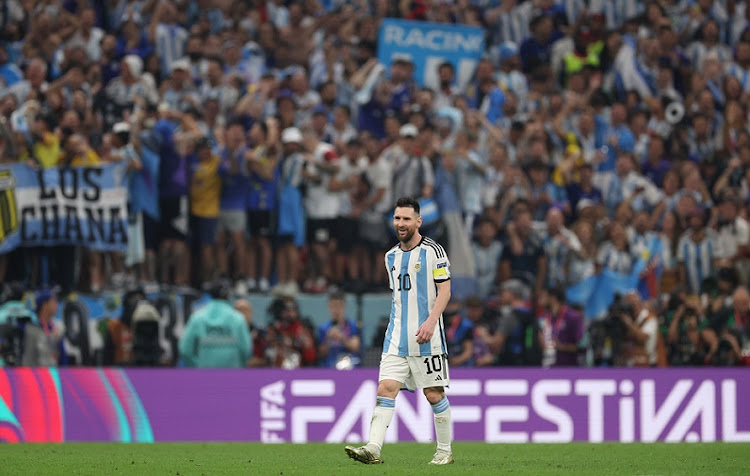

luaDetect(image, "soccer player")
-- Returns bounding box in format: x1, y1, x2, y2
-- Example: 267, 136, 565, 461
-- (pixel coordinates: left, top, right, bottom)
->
345, 197, 454, 466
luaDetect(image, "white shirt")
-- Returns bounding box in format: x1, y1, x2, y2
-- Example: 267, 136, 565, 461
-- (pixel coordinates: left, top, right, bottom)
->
335, 155, 367, 216
473, 240, 503, 299
364, 158, 393, 214
303, 142, 340, 219
68, 27, 105, 62
716, 217, 750, 260
635, 309, 658, 366
458, 150, 486, 215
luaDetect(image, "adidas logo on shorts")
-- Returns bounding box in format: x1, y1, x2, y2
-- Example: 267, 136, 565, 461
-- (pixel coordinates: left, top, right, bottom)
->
435, 375, 442, 381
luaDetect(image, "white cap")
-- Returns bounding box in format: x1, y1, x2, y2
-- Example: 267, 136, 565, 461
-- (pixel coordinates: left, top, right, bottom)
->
399, 123, 418, 138
122, 54, 143, 77
113, 122, 131, 134
392, 53, 413, 64
281, 127, 303, 144
576, 198, 596, 212
170, 58, 191, 73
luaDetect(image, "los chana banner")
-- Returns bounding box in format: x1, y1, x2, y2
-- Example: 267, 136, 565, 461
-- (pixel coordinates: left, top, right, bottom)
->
1, 368, 748, 443
0, 163, 128, 253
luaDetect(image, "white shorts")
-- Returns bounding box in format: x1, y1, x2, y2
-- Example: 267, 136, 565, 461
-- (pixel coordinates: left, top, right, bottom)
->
379, 353, 450, 391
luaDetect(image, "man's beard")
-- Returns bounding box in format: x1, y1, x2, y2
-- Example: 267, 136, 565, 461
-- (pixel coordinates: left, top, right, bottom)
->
397, 227, 415, 243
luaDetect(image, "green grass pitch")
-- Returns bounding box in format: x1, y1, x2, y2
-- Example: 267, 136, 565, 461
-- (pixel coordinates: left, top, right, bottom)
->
3, 442, 749, 475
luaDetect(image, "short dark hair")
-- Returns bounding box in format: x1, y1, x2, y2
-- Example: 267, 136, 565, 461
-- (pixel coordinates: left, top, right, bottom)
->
438, 61, 454, 73
329, 290, 345, 302
335, 104, 351, 117
395, 196, 420, 215
548, 286, 567, 303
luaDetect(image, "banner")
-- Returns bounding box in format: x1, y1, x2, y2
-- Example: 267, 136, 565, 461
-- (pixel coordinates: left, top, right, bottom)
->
377, 19, 485, 91
0, 163, 129, 253
1, 368, 748, 443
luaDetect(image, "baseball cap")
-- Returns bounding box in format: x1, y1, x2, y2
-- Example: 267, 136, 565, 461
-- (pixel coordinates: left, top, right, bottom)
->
500, 279, 530, 301
35, 287, 59, 311
576, 198, 596, 212
312, 104, 328, 116
399, 123, 418, 138
122, 54, 143, 77
498, 41, 519, 62
113, 122, 131, 134
392, 53, 413, 65
281, 127, 303, 144
170, 58, 190, 73
277, 88, 295, 102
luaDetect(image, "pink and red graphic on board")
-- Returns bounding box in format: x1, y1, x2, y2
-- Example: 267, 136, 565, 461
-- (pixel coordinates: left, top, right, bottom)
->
0, 368, 153, 442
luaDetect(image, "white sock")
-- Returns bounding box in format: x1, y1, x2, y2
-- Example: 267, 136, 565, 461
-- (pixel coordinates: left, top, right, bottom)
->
432, 397, 452, 453
367, 396, 395, 454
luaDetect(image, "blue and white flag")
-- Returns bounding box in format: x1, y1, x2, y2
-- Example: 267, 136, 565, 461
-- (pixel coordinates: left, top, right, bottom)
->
566, 259, 646, 319
0, 163, 129, 253
377, 19, 485, 91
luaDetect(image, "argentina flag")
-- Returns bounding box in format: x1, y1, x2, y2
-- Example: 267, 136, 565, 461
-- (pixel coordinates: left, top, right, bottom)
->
567, 258, 646, 319
0, 163, 129, 254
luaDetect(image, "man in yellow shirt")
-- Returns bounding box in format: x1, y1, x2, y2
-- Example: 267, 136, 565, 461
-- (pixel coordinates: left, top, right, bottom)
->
63, 133, 102, 168
189, 137, 221, 285
30, 114, 60, 169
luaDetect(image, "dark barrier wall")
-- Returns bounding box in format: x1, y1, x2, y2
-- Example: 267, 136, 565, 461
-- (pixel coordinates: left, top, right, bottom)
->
1, 368, 748, 443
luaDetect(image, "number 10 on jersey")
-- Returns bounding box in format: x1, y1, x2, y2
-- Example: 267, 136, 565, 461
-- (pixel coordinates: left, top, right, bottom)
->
396, 273, 412, 291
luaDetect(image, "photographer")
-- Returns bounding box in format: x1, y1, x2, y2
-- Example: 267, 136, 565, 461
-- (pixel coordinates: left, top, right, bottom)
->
706, 286, 750, 366
665, 295, 711, 366
617, 292, 660, 367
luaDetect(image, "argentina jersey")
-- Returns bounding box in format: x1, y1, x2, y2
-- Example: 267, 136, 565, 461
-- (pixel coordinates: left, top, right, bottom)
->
383, 237, 451, 357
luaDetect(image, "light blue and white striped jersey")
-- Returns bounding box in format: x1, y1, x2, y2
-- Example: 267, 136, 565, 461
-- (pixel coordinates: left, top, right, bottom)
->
596, 241, 635, 275
590, 0, 642, 30
155, 23, 188, 76
677, 230, 721, 294
493, 2, 532, 46
560, 0, 588, 27
726, 63, 750, 93
383, 236, 451, 357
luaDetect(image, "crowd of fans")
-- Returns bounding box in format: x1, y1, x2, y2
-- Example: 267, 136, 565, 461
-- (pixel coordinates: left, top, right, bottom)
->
1, 0, 750, 367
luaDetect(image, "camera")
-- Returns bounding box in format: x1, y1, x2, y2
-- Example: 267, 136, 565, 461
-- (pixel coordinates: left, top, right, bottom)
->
588, 294, 633, 366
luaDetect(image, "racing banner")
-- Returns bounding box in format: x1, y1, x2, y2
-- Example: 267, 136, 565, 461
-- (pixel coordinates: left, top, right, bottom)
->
377, 18, 485, 91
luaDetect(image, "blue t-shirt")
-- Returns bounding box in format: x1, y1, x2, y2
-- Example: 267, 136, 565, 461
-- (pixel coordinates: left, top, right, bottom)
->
218, 146, 249, 211
358, 98, 388, 139
446, 316, 474, 366
247, 173, 278, 211
317, 319, 361, 368
247, 154, 279, 211
154, 119, 188, 198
